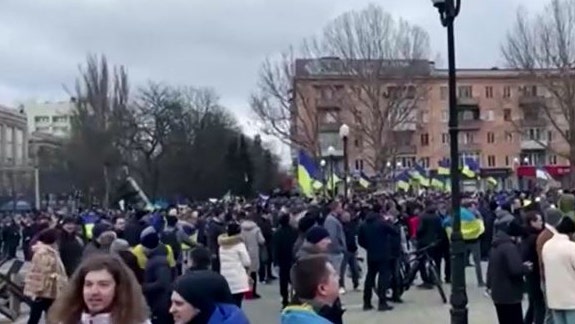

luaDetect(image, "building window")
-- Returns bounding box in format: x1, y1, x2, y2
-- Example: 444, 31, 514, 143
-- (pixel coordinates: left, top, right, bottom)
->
354, 136, 363, 148
549, 154, 557, 165
505, 132, 513, 142
521, 85, 538, 97
487, 132, 495, 143
459, 132, 474, 144
318, 109, 340, 124
420, 157, 430, 169
503, 109, 512, 121
399, 156, 416, 168
355, 159, 364, 170
487, 155, 496, 167
505, 155, 510, 166
440, 86, 448, 100
485, 86, 493, 98
34, 116, 50, 123
420, 111, 429, 123
441, 110, 448, 122
484, 110, 494, 121
441, 133, 449, 143
525, 128, 543, 141
420, 133, 430, 146
457, 86, 473, 98
503, 86, 511, 98
548, 130, 553, 142
52, 116, 68, 123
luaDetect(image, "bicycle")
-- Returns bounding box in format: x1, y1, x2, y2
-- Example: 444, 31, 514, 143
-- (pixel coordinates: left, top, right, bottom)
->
400, 242, 447, 304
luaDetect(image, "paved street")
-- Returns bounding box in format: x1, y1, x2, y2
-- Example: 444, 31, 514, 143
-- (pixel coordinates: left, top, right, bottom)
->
3, 261, 500, 323
244, 263, 498, 324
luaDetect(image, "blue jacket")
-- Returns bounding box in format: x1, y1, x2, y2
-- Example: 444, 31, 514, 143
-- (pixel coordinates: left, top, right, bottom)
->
208, 304, 249, 324
281, 305, 333, 324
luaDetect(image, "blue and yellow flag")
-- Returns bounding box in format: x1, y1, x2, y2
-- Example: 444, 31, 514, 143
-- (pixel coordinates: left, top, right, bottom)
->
358, 172, 371, 189
438, 158, 450, 176
462, 157, 479, 178
410, 163, 430, 186
395, 171, 411, 191
297, 150, 319, 197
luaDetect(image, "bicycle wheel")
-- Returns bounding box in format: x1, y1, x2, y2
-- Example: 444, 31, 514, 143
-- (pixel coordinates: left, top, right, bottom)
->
427, 260, 447, 304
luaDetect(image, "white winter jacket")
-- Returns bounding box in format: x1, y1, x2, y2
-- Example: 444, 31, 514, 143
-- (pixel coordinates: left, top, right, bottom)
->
218, 234, 251, 294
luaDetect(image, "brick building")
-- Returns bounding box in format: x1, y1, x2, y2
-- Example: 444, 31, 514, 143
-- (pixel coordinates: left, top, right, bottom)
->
291, 57, 570, 189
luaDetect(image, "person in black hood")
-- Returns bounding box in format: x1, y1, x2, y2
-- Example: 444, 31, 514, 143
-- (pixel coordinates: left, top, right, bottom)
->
273, 212, 298, 308
206, 208, 226, 273
487, 219, 532, 324
58, 216, 84, 277
358, 210, 397, 311
170, 271, 248, 324
521, 211, 545, 324
415, 203, 444, 288
124, 210, 148, 247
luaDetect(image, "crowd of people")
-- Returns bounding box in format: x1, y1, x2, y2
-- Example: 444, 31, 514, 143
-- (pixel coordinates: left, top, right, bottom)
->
1, 188, 573, 323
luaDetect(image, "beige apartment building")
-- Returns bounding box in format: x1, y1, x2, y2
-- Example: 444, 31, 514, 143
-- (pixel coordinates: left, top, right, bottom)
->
292, 58, 569, 189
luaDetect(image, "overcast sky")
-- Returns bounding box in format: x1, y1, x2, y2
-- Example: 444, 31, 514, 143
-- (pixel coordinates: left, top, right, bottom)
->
0, 0, 547, 159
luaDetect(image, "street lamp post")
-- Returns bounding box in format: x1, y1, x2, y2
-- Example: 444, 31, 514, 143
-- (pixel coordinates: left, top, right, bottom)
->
320, 159, 327, 197
327, 146, 336, 198
339, 124, 350, 202
430, 1, 465, 324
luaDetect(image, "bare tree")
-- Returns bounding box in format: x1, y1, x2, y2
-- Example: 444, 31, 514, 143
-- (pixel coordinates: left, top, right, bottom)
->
251, 4, 431, 171
68, 54, 130, 207
250, 48, 321, 154
306, 4, 431, 172
502, 0, 575, 184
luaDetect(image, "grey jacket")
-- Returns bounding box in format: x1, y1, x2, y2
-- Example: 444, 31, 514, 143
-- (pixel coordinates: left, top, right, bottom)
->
323, 214, 346, 255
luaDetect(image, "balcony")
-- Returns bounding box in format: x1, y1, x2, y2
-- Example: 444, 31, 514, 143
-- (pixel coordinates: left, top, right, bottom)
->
318, 122, 341, 132
520, 139, 548, 150
457, 97, 480, 107
459, 142, 481, 151
392, 122, 417, 131
520, 117, 547, 128
396, 144, 417, 155
459, 119, 482, 130
519, 95, 547, 108
316, 97, 344, 108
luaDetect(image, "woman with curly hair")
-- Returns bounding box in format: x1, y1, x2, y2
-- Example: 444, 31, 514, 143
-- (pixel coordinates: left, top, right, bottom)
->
47, 254, 151, 324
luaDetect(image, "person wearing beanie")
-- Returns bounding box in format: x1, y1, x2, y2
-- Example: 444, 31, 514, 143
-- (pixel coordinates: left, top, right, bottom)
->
140, 226, 177, 323
58, 216, 84, 277
536, 207, 565, 283
131, 226, 177, 273
110, 239, 143, 284
487, 219, 532, 324
170, 271, 249, 324
273, 212, 299, 308
82, 222, 117, 259
217, 222, 251, 307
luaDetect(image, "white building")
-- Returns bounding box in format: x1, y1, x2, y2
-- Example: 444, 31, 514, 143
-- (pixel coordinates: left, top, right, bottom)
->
20, 99, 74, 137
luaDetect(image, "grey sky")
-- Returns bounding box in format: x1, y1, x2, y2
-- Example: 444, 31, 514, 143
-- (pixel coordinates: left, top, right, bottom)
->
0, 0, 546, 138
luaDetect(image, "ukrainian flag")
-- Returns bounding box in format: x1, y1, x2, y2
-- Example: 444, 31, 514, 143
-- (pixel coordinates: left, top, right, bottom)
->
462, 157, 479, 178
297, 150, 319, 197
443, 207, 485, 241
326, 172, 342, 191
395, 171, 411, 191
431, 177, 444, 189
486, 177, 498, 187
438, 158, 450, 175
410, 163, 430, 186
358, 172, 371, 189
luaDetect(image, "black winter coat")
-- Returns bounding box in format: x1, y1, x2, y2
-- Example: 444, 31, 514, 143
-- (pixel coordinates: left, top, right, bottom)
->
358, 212, 399, 262
143, 247, 174, 315
487, 233, 529, 304
272, 224, 298, 268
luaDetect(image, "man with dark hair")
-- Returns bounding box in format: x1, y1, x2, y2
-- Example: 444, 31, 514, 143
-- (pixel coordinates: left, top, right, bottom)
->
281, 255, 339, 324
188, 246, 212, 271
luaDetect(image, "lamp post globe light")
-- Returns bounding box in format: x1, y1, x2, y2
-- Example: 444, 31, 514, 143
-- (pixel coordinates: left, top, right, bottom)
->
339, 124, 350, 201
430, 1, 466, 324
327, 146, 336, 197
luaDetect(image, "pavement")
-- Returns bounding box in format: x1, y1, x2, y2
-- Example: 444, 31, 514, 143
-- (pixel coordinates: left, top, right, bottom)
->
3, 260, 499, 323
244, 263, 499, 324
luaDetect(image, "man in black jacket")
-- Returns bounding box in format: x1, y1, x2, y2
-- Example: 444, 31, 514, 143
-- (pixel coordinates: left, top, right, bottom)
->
58, 217, 84, 277
340, 210, 360, 291
272, 212, 298, 308
487, 219, 531, 324
358, 211, 398, 311
416, 203, 444, 287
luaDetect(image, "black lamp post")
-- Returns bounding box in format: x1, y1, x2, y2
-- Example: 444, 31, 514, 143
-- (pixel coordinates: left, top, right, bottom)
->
430, 1, 466, 324
339, 124, 350, 202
